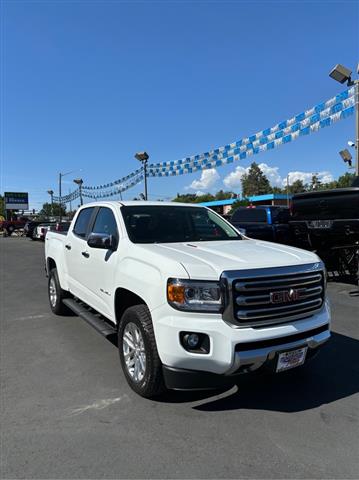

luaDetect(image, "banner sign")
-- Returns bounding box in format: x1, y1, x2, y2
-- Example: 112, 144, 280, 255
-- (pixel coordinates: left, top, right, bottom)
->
4, 192, 29, 210
56, 87, 355, 201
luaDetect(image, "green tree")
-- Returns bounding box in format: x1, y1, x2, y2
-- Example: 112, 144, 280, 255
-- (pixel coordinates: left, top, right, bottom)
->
39, 202, 66, 218
289, 179, 306, 194
271, 186, 284, 194
308, 174, 322, 191
173, 193, 198, 203
241, 162, 271, 196
228, 199, 251, 215
336, 172, 356, 188
214, 190, 236, 200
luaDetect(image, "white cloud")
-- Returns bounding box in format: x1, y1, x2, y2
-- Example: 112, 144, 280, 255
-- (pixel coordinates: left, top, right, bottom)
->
257, 163, 282, 187
223, 166, 248, 189
284, 170, 334, 186
223, 162, 281, 189
223, 162, 334, 191
187, 169, 220, 192
189, 163, 334, 193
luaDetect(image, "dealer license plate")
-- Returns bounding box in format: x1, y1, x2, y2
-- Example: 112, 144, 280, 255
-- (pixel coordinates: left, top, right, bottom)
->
308, 220, 333, 229
276, 347, 308, 373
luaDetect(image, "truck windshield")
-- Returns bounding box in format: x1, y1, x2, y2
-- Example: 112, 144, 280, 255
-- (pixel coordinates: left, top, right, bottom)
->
121, 205, 242, 243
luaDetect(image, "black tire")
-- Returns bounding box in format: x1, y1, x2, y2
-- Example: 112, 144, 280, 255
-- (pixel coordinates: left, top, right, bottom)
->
48, 268, 71, 315
118, 305, 165, 398
7, 226, 14, 236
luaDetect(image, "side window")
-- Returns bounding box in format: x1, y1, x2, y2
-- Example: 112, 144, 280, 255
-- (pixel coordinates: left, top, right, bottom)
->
92, 207, 118, 238
73, 208, 94, 238
273, 208, 290, 223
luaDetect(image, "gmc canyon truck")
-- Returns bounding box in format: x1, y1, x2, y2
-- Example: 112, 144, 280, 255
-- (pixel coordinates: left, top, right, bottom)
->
45, 202, 330, 398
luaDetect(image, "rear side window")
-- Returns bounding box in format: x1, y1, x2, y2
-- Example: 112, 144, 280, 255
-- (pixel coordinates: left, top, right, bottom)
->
73, 208, 94, 238
92, 207, 118, 238
232, 208, 267, 223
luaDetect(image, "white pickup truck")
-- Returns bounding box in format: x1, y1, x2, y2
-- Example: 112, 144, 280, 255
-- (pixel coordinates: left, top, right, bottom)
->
45, 201, 330, 397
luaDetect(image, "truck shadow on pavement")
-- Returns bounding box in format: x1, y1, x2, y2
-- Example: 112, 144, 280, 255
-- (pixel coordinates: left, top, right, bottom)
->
159, 332, 359, 412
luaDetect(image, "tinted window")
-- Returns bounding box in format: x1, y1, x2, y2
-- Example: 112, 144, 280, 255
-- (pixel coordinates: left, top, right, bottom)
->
272, 208, 290, 223
92, 207, 118, 237
232, 208, 267, 223
121, 206, 241, 244
73, 207, 94, 238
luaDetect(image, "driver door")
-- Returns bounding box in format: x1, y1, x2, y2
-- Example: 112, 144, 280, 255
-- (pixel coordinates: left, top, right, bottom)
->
83, 206, 120, 321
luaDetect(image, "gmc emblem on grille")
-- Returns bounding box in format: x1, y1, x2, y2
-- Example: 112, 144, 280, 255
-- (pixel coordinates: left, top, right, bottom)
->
270, 288, 305, 304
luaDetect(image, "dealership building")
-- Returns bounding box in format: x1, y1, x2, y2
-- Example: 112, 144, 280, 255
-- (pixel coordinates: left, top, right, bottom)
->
199, 193, 292, 215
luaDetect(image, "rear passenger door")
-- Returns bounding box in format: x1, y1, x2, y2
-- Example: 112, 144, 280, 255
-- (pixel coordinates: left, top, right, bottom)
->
65, 207, 96, 304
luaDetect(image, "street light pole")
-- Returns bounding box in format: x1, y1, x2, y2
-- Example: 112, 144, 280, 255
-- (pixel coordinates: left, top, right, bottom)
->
73, 178, 84, 206
58, 169, 80, 223
59, 173, 62, 223
355, 81, 359, 176
47, 190, 54, 217
144, 159, 148, 201
135, 151, 149, 201
329, 64, 359, 177
286, 175, 290, 207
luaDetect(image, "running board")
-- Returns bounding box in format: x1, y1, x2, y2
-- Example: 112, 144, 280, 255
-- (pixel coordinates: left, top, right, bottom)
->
63, 298, 116, 337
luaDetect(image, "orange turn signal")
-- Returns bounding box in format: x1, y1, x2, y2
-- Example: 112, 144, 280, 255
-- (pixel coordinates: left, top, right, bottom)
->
167, 284, 185, 304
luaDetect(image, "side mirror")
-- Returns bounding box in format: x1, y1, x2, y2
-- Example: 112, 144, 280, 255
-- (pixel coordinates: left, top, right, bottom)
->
87, 232, 117, 251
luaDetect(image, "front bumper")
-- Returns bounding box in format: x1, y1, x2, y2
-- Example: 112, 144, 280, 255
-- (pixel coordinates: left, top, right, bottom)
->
162, 325, 329, 390
151, 300, 331, 382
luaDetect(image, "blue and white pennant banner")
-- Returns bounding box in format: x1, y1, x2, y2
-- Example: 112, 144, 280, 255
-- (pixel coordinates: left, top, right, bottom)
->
82, 172, 144, 199
53, 189, 80, 204
82, 167, 144, 191
147, 87, 355, 177
56, 87, 356, 200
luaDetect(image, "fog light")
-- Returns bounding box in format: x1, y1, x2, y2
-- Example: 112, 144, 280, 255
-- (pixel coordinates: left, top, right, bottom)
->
185, 333, 199, 348
180, 332, 210, 354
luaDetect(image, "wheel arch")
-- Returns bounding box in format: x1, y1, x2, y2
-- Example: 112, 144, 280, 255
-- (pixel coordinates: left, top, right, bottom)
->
47, 257, 57, 274
114, 288, 148, 327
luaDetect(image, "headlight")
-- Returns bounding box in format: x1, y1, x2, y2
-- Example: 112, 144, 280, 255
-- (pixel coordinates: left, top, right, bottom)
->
167, 278, 223, 312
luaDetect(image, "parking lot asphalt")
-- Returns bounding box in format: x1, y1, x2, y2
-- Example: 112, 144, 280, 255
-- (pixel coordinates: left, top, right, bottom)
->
1, 237, 358, 479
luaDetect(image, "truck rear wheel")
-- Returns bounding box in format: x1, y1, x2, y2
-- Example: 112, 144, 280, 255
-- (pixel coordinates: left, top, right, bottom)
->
118, 305, 165, 398
48, 268, 71, 315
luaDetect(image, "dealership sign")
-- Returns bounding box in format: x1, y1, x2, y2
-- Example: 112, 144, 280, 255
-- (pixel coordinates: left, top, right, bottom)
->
4, 192, 29, 210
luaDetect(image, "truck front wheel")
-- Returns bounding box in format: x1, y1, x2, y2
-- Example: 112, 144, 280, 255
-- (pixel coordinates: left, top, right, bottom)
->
48, 268, 71, 315
118, 305, 165, 398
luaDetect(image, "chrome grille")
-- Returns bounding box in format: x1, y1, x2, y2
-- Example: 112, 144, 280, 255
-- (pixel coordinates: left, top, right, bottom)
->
221, 263, 325, 327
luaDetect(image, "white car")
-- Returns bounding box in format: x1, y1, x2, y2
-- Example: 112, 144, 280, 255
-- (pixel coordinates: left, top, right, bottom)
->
45, 202, 330, 398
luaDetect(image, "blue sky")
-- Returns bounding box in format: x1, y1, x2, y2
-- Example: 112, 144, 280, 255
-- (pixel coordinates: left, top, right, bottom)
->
2, 0, 358, 209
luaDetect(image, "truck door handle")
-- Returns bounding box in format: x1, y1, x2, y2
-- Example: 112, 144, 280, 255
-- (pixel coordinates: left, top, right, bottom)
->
82, 251, 90, 258
65, 244, 71, 250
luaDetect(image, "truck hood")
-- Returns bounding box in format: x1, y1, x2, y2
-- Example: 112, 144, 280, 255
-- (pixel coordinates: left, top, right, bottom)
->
139, 239, 320, 279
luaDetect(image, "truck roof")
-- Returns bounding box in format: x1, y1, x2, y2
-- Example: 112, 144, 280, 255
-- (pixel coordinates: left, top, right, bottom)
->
292, 187, 359, 199
81, 201, 207, 208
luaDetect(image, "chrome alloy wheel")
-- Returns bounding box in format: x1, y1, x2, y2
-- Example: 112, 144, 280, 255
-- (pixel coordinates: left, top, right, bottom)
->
123, 322, 147, 383
49, 277, 57, 307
